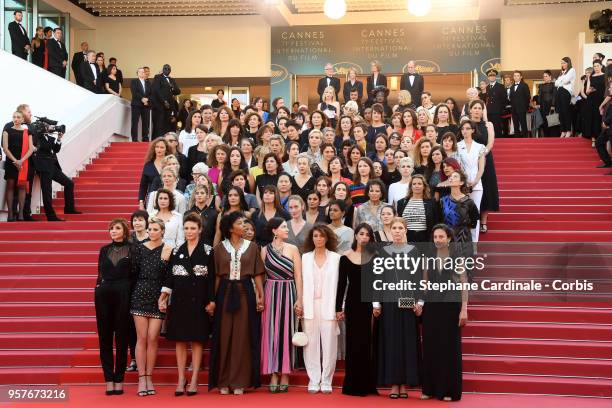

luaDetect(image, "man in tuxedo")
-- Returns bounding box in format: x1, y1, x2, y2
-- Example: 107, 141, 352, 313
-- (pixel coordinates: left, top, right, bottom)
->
400, 60, 424, 107
8, 11, 30, 59
108, 57, 123, 84
485, 69, 507, 138
131, 67, 152, 142
509, 70, 531, 137
71, 41, 88, 86
151, 64, 181, 137
317, 63, 340, 102
78, 50, 99, 93
47, 28, 68, 78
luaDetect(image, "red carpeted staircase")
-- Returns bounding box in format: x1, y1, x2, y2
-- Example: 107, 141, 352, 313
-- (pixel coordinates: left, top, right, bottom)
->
0, 138, 611, 397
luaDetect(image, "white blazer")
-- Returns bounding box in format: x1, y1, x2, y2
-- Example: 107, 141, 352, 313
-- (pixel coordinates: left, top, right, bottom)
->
301, 250, 341, 321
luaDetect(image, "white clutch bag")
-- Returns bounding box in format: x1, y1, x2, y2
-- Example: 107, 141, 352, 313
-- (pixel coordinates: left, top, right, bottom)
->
292, 319, 308, 347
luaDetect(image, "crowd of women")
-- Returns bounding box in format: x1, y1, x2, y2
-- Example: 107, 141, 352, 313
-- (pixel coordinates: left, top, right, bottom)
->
94, 73, 504, 401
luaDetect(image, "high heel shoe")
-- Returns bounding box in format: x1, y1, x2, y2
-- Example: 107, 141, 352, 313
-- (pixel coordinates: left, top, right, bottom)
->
145, 375, 156, 396
137, 375, 148, 397
174, 379, 187, 397
186, 381, 198, 396
113, 383, 124, 396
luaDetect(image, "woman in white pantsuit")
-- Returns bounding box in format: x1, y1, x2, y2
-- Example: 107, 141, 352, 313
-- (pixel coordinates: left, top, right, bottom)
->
456, 120, 485, 242
301, 224, 341, 394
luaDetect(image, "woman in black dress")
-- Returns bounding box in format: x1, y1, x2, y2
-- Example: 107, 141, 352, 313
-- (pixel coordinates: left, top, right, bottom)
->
253, 185, 290, 246
2, 110, 34, 221
255, 153, 282, 201
583, 60, 606, 147
95, 219, 134, 396
104, 64, 122, 96
139, 138, 169, 210
420, 224, 467, 402
290, 153, 316, 201
433, 104, 458, 143
130, 217, 172, 396
31, 27, 45, 68
468, 100, 499, 233
186, 185, 218, 247
158, 213, 216, 396
376, 218, 421, 398
336, 223, 379, 396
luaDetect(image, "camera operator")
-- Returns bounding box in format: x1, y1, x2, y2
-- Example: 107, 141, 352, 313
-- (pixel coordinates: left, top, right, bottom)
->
14, 105, 81, 221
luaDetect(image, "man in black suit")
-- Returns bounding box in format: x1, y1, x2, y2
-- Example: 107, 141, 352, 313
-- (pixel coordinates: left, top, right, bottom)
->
400, 60, 424, 107
8, 11, 30, 59
131, 67, 152, 142
47, 27, 68, 78
78, 50, 100, 93
151, 64, 181, 137
317, 63, 340, 102
485, 69, 507, 138
509, 70, 531, 137
31, 127, 80, 221
108, 57, 123, 84
71, 41, 88, 86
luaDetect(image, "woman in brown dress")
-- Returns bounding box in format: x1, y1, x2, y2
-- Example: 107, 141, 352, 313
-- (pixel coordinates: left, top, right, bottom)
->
209, 212, 265, 395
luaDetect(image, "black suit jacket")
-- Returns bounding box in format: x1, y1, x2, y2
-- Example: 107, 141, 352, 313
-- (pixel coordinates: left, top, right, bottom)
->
396, 197, 440, 239
71, 52, 86, 85
400, 73, 425, 107
79, 62, 100, 92
317, 76, 340, 101
130, 78, 152, 107
509, 81, 531, 113
47, 38, 68, 70
151, 74, 181, 111
8, 21, 30, 58
366, 74, 387, 98
342, 80, 363, 103
32, 133, 62, 173
486, 82, 507, 115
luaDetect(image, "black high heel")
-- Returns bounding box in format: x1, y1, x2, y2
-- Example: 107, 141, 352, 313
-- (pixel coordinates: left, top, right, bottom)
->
137, 375, 148, 397
186, 381, 198, 396
175, 379, 187, 397
145, 375, 156, 396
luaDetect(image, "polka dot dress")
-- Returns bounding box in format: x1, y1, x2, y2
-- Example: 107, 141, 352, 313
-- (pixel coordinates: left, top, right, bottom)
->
130, 244, 167, 319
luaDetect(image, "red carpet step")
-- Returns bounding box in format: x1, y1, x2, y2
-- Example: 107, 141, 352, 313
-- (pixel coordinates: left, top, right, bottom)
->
1, 138, 612, 397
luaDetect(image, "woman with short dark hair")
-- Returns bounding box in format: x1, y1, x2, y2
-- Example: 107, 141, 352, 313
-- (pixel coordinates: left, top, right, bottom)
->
301, 224, 341, 394
95, 219, 134, 395
104, 64, 122, 96
159, 213, 216, 396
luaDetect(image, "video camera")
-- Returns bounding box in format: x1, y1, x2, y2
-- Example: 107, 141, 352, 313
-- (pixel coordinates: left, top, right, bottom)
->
30, 116, 66, 135
589, 9, 612, 43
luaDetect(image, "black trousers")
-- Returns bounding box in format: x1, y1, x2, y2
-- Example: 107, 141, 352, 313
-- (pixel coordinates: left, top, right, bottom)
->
555, 87, 572, 132
488, 112, 502, 138
131, 106, 150, 142
95, 280, 131, 383
39, 166, 75, 219
596, 130, 612, 166
12, 50, 27, 60
512, 110, 528, 137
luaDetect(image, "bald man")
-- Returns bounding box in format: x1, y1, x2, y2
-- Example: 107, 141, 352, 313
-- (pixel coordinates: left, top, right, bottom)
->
400, 60, 424, 107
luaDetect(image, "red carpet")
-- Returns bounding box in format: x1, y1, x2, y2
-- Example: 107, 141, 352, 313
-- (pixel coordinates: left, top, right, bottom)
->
1, 137, 612, 399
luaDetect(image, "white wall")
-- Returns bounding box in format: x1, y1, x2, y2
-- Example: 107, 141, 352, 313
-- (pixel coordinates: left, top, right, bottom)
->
0, 50, 131, 218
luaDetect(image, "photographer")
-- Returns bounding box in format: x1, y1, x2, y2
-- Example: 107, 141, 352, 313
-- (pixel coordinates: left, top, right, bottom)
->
22, 106, 81, 221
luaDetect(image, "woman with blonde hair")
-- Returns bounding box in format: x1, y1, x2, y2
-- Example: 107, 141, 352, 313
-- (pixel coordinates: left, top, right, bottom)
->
147, 167, 187, 214
342, 67, 364, 103
318, 86, 341, 128
393, 90, 415, 113
416, 106, 432, 132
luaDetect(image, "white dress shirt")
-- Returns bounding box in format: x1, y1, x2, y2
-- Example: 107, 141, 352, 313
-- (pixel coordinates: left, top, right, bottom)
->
554, 68, 576, 96
409, 74, 415, 86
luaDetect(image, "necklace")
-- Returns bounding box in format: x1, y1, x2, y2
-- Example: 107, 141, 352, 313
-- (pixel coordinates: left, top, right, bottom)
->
271, 240, 285, 254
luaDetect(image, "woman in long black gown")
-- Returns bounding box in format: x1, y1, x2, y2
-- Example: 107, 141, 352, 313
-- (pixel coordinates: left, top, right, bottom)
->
421, 224, 468, 402
583, 60, 606, 147
377, 217, 421, 399
335, 223, 378, 397
468, 100, 499, 233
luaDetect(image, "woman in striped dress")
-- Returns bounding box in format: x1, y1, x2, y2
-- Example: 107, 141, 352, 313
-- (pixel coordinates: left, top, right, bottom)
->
261, 218, 303, 393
